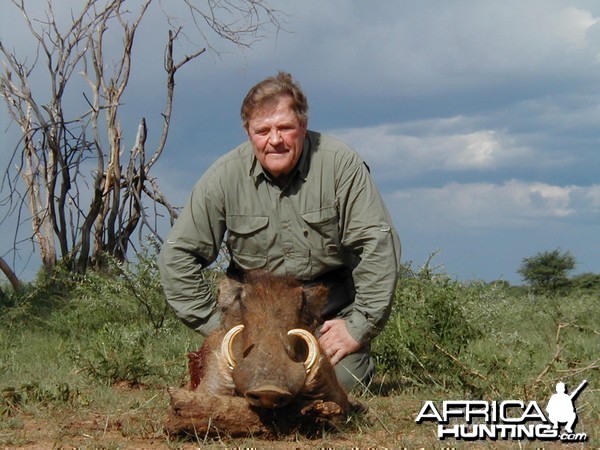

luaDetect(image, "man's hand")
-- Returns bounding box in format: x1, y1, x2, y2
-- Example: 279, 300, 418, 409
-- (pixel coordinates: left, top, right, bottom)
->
318, 319, 361, 366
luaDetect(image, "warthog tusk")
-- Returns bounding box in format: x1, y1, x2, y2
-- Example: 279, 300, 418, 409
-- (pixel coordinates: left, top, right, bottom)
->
221, 324, 244, 370
287, 328, 320, 374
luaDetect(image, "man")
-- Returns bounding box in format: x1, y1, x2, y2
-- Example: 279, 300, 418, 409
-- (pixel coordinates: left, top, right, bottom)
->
546, 382, 578, 433
159, 72, 400, 391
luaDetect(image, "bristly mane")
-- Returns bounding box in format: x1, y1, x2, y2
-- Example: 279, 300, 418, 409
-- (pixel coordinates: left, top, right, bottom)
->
243, 270, 301, 289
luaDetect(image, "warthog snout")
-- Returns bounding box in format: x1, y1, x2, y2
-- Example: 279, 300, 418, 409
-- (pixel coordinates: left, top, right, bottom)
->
221, 324, 322, 408
245, 385, 293, 408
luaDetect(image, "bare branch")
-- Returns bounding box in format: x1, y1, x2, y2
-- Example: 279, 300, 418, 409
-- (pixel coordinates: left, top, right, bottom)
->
181, 0, 284, 49
530, 322, 569, 389
1, 0, 285, 275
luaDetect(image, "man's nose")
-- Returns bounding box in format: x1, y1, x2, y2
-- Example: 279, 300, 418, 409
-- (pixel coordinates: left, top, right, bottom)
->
269, 128, 282, 144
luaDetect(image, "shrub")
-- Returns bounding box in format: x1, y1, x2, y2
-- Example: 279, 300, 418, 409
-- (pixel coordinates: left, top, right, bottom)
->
373, 259, 481, 390
0, 240, 200, 388
1, 382, 74, 416
571, 272, 600, 293
0, 263, 75, 330
72, 323, 156, 386
44, 239, 182, 337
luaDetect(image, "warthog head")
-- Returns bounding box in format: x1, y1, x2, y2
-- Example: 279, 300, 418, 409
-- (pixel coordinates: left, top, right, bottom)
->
217, 271, 328, 409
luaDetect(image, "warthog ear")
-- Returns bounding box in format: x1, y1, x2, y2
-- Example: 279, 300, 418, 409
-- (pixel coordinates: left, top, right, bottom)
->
300, 284, 328, 328
217, 276, 244, 316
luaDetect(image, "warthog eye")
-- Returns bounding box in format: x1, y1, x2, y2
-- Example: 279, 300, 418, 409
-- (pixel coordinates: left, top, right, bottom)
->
242, 344, 254, 358
287, 329, 320, 374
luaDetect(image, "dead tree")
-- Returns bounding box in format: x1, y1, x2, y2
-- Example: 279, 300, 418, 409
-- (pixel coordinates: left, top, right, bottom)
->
0, 256, 22, 293
0, 0, 282, 277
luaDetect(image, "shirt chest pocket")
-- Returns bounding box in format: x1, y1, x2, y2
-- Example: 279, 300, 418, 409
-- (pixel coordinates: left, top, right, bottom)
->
301, 205, 341, 256
226, 215, 269, 269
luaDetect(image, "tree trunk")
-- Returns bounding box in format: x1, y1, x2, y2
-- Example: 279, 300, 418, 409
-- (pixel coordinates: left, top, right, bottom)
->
0, 256, 23, 293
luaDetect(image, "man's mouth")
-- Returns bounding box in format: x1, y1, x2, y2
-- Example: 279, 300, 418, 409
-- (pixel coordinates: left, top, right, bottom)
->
266, 148, 290, 155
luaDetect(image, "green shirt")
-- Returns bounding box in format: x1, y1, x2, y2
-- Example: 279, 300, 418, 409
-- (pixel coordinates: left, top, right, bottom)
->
159, 131, 401, 345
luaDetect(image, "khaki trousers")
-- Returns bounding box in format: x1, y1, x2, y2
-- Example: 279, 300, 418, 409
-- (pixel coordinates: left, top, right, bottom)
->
334, 347, 375, 393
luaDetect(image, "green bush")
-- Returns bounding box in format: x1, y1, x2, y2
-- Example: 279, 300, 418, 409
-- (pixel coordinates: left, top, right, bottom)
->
72, 323, 155, 386
0, 242, 200, 389
0, 263, 75, 330
373, 260, 481, 390
571, 272, 600, 293
373, 260, 600, 401
50, 245, 197, 387
38, 240, 180, 334
1, 382, 74, 416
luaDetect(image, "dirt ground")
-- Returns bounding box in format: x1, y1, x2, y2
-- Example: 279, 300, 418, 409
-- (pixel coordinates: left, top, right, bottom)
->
6, 413, 408, 449
4, 392, 596, 449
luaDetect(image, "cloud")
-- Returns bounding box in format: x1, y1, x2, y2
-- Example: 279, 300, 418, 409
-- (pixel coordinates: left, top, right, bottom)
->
248, 0, 600, 98
389, 181, 600, 231
328, 120, 536, 180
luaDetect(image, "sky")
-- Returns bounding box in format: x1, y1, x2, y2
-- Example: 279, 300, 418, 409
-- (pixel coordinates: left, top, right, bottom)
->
1, 0, 599, 284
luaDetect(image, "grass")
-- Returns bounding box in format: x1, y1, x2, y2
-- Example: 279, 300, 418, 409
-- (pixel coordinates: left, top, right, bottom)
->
0, 258, 598, 448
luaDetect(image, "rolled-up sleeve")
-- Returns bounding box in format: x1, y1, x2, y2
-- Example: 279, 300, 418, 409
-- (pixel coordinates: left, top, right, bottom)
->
158, 179, 226, 336
338, 161, 401, 345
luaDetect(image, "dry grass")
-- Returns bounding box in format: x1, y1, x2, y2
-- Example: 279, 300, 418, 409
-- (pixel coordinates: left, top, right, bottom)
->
2, 382, 597, 449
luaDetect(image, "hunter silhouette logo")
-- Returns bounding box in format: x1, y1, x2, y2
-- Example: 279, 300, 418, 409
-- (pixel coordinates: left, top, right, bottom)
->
415, 379, 589, 442
546, 380, 587, 434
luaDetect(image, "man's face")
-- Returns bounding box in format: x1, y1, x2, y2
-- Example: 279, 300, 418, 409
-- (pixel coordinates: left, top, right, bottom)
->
247, 96, 307, 180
